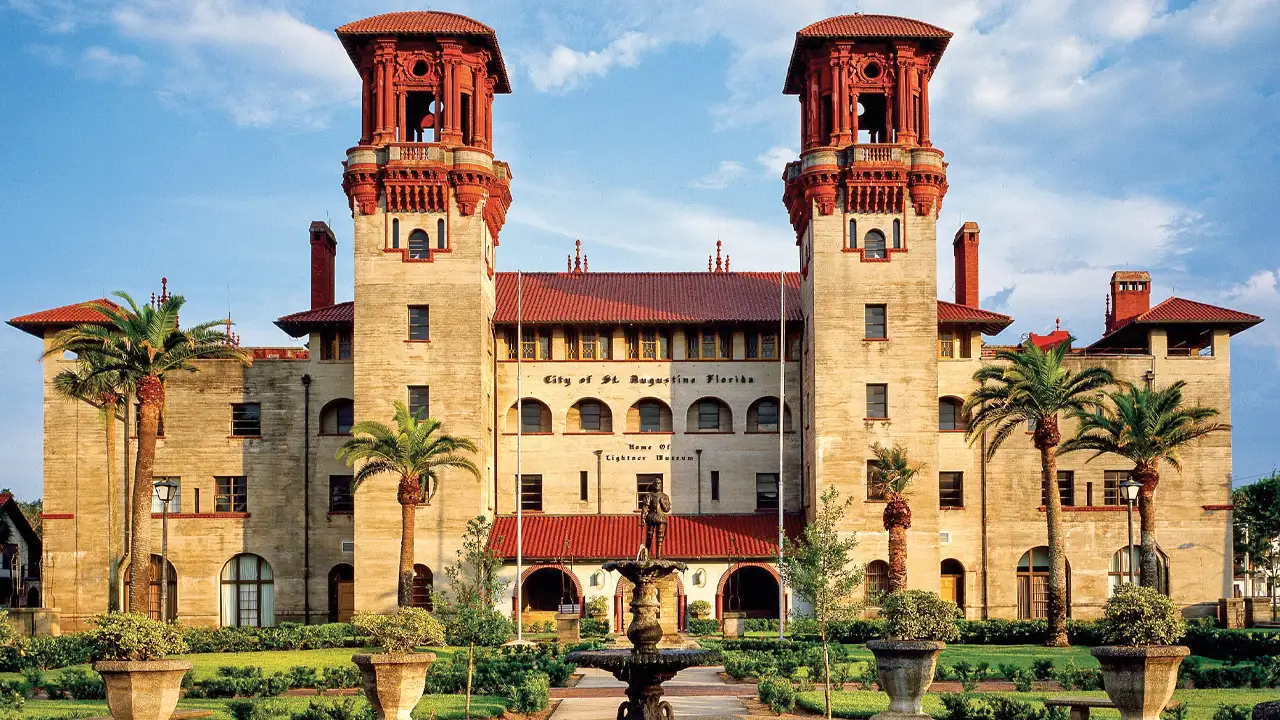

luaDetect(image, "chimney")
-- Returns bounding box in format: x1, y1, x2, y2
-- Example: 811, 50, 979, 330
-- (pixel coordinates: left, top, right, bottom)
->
953, 222, 980, 308
309, 221, 337, 309
1106, 271, 1151, 334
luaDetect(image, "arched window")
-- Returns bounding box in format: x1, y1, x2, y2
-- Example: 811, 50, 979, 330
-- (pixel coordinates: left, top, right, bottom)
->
864, 230, 887, 259
849, 219, 857, 249
938, 397, 967, 431
328, 564, 354, 623
391, 218, 400, 249
892, 219, 902, 249
436, 219, 446, 250
320, 398, 354, 435
568, 398, 613, 433
866, 560, 890, 604
1109, 546, 1168, 596
412, 564, 434, 610
1017, 547, 1070, 620
124, 554, 177, 621
941, 559, 965, 614
506, 399, 551, 433
686, 397, 732, 432
747, 397, 793, 432
408, 229, 430, 259
628, 399, 673, 433
522, 567, 577, 612
220, 554, 275, 627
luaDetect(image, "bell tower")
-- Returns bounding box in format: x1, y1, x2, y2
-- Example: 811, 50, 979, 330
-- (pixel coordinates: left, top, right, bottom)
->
784, 15, 951, 588
337, 11, 511, 612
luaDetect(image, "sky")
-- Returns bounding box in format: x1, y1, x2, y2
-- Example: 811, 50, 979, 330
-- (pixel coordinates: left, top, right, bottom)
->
0, 0, 1277, 500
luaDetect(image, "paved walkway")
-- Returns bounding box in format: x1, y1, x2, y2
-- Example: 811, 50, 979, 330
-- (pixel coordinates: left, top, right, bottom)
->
549, 667, 749, 719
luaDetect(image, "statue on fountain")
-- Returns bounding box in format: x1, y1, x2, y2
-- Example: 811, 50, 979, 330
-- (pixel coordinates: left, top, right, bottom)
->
639, 479, 671, 559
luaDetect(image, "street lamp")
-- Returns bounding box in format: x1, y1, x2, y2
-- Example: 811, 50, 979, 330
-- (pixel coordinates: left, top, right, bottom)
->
153, 479, 178, 621
1120, 478, 1142, 586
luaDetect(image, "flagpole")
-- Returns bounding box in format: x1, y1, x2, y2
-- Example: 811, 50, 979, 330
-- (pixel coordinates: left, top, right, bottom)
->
516, 270, 524, 643
778, 269, 786, 641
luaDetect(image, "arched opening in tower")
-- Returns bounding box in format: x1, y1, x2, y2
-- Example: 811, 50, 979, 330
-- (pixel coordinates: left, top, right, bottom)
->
858, 94, 890, 144
404, 92, 437, 143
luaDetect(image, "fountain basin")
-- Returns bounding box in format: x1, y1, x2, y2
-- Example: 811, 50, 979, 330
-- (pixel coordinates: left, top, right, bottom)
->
567, 649, 720, 720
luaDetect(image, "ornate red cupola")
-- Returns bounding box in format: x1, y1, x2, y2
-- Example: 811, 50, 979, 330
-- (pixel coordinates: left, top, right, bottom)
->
337, 11, 513, 240
781, 15, 952, 240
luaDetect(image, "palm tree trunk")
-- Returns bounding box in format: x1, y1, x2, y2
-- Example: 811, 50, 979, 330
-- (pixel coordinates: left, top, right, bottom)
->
129, 377, 163, 614
1039, 438, 1069, 647
103, 398, 120, 613
399, 497, 416, 608
887, 522, 907, 593
1136, 465, 1160, 590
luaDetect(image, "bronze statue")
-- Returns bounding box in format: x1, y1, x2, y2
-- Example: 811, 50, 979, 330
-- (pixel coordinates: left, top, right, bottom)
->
639, 478, 671, 559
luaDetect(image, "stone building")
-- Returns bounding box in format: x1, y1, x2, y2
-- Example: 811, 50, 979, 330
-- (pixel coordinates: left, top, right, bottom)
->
8, 11, 1262, 631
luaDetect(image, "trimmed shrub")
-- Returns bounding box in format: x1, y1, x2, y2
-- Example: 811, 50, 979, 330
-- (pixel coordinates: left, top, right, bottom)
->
1031, 659, 1056, 680
687, 600, 712, 619
1054, 661, 1102, 691
584, 596, 609, 620
1212, 705, 1251, 720
1009, 668, 1034, 693
580, 617, 608, 637
1099, 585, 1186, 646
880, 590, 961, 642
757, 676, 796, 714
352, 608, 445, 653
85, 613, 187, 662
688, 618, 719, 637
56, 668, 106, 700
507, 672, 549, 714
939, 693, 1059, 720
1163, 704, 1190, 720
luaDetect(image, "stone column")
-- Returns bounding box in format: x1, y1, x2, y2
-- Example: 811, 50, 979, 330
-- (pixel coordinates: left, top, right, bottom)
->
920, 68, 932, 146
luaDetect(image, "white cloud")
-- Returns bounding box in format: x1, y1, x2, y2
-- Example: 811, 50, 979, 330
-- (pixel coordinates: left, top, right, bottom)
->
1217, 267, 1280, 360
527, 31, 659, 92
756, 146, 795, 177
689, 160, 747, 190
80, 46, 144, 82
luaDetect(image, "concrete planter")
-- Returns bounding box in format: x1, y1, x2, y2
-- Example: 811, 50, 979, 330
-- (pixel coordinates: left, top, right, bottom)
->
1091, 645, 1189, 720
94, 660, 192, 720
866, 639, 944, 720
1253, 700, 1280, 720
352, 652, 436, 720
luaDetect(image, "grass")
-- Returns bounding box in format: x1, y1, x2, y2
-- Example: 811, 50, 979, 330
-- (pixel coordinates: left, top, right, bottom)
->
797, 689, 1280, 720
829, 644, 1103, 670
20, 694, 508, 719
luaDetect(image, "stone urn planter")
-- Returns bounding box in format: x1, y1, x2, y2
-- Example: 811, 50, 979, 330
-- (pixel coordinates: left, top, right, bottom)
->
1091, 646, 1189, 720
1253, 700, 1280, 720
866, 639, 945, 720
94, 659, 192, 720
352, 653, 437, 720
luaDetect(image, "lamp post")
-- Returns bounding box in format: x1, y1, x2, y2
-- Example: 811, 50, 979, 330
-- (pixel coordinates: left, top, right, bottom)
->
153, 479, 178, 620
1120, 478, 1142, 586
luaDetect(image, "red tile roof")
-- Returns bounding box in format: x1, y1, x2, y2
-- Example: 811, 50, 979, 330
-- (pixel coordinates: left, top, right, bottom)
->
936, 300, 1014, 335
8, 299, 118, 337
488, 513, 805, 560
786, 15, 952, 93
494, 272, 804, 324
1026, 330, 1071, 351
1089, 296, 1262, 349
335, 12, 510, 93
274, 301, 354, 337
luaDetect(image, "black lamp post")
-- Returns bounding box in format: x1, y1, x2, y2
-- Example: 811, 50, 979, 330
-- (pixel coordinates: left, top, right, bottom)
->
153, 479, 178, 620
1120, 478, 1142, 586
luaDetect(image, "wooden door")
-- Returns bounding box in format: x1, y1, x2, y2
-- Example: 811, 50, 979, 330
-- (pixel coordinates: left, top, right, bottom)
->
940, 575, 958, 605
336, 580, 355, 622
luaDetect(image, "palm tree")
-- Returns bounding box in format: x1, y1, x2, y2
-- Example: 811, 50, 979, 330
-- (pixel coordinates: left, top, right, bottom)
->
338, 401, 480, 607
869, 442, 922, 593
963, 339, 1114, 646
46, 291, 250, 614
52, 351, 130, 611
1061, 380, 1228, 589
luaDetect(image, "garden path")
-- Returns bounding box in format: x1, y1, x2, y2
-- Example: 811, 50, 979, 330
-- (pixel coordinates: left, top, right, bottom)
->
549, 666, 749, 719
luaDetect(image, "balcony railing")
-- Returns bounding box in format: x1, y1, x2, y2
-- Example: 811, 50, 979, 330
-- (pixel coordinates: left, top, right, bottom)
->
855, 145, 898, 163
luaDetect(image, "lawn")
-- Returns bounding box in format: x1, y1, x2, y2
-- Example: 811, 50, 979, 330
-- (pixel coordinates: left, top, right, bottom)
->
20, 693, 508, 719
831, 644, 1102, 670
797, 689, 1280, 720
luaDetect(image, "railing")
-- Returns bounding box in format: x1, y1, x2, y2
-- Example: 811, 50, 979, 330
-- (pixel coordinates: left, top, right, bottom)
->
388, 143, 442, 163
854, 145, 899, 163
1165, 347, 1213, 357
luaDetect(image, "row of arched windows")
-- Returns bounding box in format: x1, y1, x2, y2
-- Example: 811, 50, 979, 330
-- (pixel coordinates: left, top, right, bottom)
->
506, 396, 794, 435
849, 219, 902, 258
390, 218, 448, 258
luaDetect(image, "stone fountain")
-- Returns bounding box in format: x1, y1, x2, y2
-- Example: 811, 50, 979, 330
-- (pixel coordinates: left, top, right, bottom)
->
567, 479, 719, 720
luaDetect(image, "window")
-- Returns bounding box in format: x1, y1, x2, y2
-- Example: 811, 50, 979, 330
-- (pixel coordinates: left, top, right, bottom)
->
1103, 471, 1128, 506
688, 398, 731, 432
437, 218, 446, 250
329, 475, 354, 513
631, 399, 672, 433
1017, 547, 1070, 620
320, 398, 354, 435
864, 230, 887, 259
231, 403, 261, 437
408, 386, 430, 420
151, 477, 181, 513
514, 400, 551, 433
125, 554, 176, 621
320, 329, 352, 360
865, 305, 887, 339
391, 218, 400, 249
755, 473, 779, 511
939, 472, 963, 508
866, 384, 888, 419
411, 564, 434, 610
938, 398, 966, 431
216, 476, 248, 513
520, 474, 543, 512
579, 471, 588, 502
626, 328, 671, 360
938, 329, 955, 358
867, 460, 887, 500
747, 397, 792, 432
745, 330, 780, 359
710, 471, 720, 501
866, 560, 890, 604
1108, 546, 1168, 596
849, 218, 857, 248
134, 402, 165, 437
567, 328, 612, 360
687, 328, 732, 360
408, 306, 430, 341
636, 474, 662, 509
408, 229, 430, 259
521, 328, 552, 360
892, 219, 901, 249
1042, 471, 1075, 506
570, 399, 611, 432
220, 554, 275, 627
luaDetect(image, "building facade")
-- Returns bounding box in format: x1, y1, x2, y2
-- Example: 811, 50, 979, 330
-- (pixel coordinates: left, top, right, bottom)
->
9, 11, 1262, 632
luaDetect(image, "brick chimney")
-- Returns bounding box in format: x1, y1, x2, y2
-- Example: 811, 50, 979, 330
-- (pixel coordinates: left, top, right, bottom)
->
309, 221, 337, 309
953, 222, 980, 308
1106, 271, 1151, 334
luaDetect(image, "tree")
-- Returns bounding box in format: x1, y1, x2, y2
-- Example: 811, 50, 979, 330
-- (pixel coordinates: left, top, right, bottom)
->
964, 339, 1113, 647
337, 401, 480, 607
869, 442, 923, 593
1234, 472, 1280, 608
779, 487, 863, 720
52, 351, 129, 611
47, 291, 250, 613
439, 516, 512, 718
1061, 380, 1228, 588
13, 497, 42, 539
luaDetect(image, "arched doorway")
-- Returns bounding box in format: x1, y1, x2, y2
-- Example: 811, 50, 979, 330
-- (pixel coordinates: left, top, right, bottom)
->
717, 564, 780, 619
522, 567, 578, 612
124, 554, 177, 621
615, 572, 685, 633
328, 564, 354, 622
1016, 547, 1071, 620
941, 559, 965, 615
411, 565, 434, 610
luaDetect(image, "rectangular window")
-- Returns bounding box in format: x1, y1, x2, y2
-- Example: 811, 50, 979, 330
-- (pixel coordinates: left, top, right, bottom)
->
521, 328, 551, 360
520, 474, 543, 512
579, 471, 589, 502
1043, 471, 1075, 506
231, 403, 261, 437
215, 476, 248, 513
865, 304, 887, 339
578, 401, 602, 431
407, 386, 430, 420
329, 475, 354, 513
194, 488, 201, 514
151, 476, 181, 513
636, 474, 662, 509
698, 400, 721, 430
407, 306, 430, 341
710, 470, 720, 501
627, 328, 671, 360
566, 329, 579, 359
1086, 481, 1094, 507
1103, 471, 1127, 506
939, 329, 955, 358
320, 329, 353, 360
939, 472, 963, 508
521, 402, 545, 433
867, 460, 887, 500
638, 403, 662, 432
688, 328, 734, 360
505, 329, 517, 360
566, 328, 611, 360
746, 330, 779, 360
866, 384, 888, 419
755, 473, 779, 511
755, 400, 780, 431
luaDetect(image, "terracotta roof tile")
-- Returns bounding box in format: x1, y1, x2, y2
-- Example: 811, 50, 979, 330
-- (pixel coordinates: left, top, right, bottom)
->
488, 513, 805, 560
786, 15, 952, 93
8, 299, 118, 337
936, 300, 1013, 335
274, 301, 354, 337
335, 12, 510, 93
1089, 296, 1263, 349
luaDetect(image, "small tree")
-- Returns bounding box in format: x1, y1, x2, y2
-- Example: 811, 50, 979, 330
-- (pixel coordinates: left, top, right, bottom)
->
869, 443, 923, 592
439, 516, 512, 718
1234, 472, 1280, 607
779, 487, 863, 720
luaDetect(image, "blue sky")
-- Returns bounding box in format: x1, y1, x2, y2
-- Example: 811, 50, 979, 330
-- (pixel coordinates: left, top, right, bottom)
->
1, 0, 1277, 500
